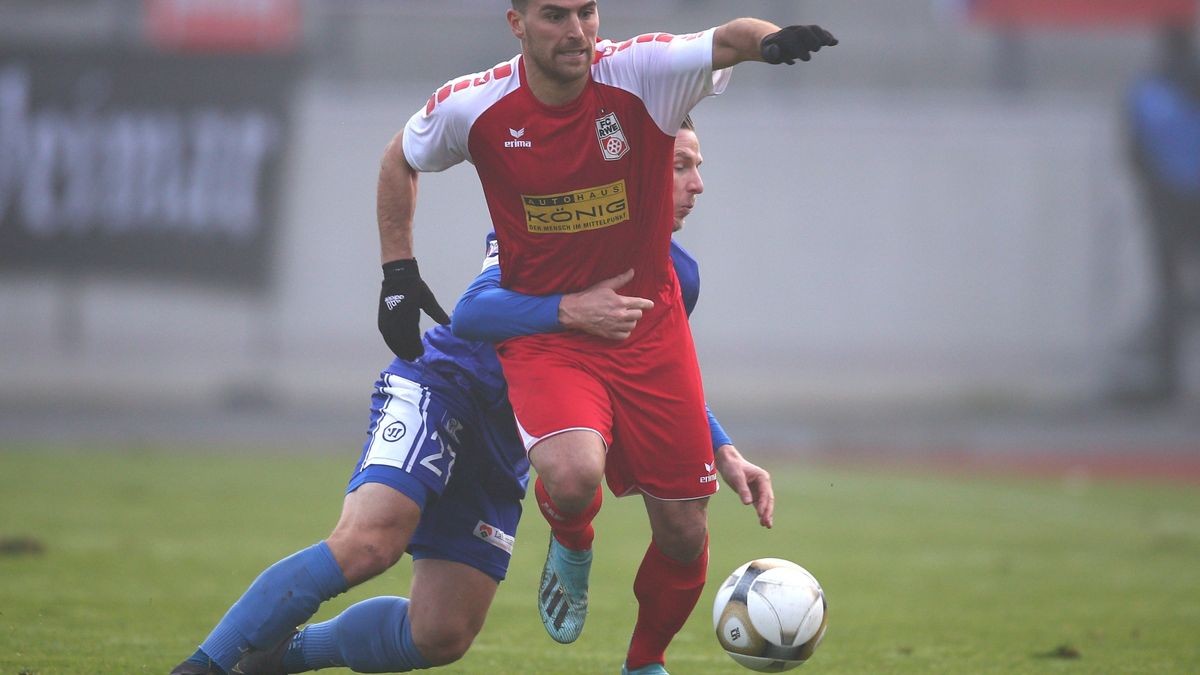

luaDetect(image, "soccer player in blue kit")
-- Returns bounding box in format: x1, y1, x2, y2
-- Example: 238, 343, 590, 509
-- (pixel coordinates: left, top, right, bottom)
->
170, 315, 527, 674
170, 117, 773, 675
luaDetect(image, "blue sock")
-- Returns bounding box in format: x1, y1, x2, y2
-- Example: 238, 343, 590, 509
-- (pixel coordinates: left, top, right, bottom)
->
287, 596, 431, 673
198, 541, 348, 671
183, 648, 225, 674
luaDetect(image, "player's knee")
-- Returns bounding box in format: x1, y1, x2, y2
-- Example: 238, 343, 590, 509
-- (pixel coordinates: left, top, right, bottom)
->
356, 540, 405, 578
530, 432, 605, 512
651, 504, 709, 562
656, 524, 708, 562
549, 475, 602, 514
546, 465, 604, 514
327, 529, 406, 583
412, 623, 476, 666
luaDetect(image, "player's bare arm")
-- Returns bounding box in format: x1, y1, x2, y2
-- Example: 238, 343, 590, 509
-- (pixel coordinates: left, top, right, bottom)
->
714, 443, 775, 529
378, 131, 417, 263
557, 269, 655, 340
712, 18, 838, 71
375, 131, 449, 360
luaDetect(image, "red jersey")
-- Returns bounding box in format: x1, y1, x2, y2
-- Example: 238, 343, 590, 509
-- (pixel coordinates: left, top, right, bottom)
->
403, 29, 730, 346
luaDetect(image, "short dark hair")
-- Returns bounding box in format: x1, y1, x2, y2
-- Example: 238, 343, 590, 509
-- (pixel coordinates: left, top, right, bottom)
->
511, 0, 528, 11
680, 114, 695, 132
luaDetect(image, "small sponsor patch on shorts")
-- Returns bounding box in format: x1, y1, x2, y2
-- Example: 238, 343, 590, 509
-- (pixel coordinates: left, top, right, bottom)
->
474, 520, 514, 554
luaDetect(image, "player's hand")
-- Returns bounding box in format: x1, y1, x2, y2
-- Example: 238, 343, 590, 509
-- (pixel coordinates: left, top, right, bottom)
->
558, 269, 654, 340
761, 25, 838, 65
377, 258, 450, 360
715, 444, 774, 528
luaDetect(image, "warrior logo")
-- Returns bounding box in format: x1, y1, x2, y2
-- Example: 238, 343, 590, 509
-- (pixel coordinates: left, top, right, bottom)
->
595, 112, 629, 161
382, 421, 406, 442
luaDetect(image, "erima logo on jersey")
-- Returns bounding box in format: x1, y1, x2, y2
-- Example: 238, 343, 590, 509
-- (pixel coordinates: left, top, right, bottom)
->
504, 127, 532, 148
474, 521, 515, 554
384, 294, 405, 310
700, 461, 718, 484
595, 112, 629, 161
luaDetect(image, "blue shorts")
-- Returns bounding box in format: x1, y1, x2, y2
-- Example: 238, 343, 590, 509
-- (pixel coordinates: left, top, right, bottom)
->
347, 372, 524, 582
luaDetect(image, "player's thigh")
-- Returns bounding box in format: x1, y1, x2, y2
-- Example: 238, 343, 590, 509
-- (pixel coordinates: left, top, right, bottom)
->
498, 344, 614, 448
330, 482, 422, 547
326, 483, 422, 584
643, 494, 709, 562
409, 472, 521, 583
606, 303, 715, 499
408, 558, 498, 658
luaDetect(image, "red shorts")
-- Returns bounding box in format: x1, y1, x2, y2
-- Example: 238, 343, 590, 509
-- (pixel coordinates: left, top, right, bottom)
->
498, 301, 717, 500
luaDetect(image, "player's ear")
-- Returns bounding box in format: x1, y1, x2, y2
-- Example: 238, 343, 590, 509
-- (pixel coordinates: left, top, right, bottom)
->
507, 8, 525, 40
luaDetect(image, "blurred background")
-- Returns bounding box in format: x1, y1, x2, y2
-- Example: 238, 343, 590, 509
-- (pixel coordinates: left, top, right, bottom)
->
2, 0, 1200, 463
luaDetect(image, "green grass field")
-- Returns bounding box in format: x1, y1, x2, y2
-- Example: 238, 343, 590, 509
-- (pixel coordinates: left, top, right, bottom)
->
1, 446, 1198, 674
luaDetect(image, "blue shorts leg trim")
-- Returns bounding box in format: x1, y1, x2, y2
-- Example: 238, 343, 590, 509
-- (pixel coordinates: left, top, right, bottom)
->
347, 464, 434, 512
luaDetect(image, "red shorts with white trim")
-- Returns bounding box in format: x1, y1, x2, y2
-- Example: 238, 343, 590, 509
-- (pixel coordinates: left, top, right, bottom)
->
498, 301, 717, 500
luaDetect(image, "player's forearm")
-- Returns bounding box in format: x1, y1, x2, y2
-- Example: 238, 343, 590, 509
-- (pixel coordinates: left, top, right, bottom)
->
712, 17, 780, 70
378, 132, 418, 264
452, 273, 563, 341
556, 290, 602, 332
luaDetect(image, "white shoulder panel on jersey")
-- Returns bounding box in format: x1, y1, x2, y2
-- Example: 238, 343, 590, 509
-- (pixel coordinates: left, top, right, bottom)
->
592, 27, 731, 136
403, 54, 523, 172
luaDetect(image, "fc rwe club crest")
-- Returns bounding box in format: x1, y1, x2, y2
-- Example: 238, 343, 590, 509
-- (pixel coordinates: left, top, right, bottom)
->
595, 112, 629, 161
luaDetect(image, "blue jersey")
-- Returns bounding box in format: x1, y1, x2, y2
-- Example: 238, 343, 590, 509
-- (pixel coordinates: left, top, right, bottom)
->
451, 233, 732, 450
1128, 74, 1200, 195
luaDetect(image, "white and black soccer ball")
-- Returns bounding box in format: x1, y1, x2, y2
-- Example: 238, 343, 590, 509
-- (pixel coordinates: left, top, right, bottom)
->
712, 558, 828, 672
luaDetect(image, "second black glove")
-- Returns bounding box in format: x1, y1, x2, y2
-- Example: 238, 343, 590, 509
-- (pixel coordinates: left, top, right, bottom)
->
377, 258, 451, 361
761, 25, 838, 65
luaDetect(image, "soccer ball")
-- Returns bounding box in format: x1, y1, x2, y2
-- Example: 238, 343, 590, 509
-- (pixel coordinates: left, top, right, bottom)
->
712, 558, 827, 672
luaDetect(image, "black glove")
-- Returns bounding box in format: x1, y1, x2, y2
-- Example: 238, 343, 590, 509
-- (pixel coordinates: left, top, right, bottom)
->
760, 25, 838, 65
377, 258, 451, 360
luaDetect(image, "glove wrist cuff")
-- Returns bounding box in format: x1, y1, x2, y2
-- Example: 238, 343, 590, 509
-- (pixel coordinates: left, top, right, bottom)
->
759, 34, 781, 64
383, 258, 419, 278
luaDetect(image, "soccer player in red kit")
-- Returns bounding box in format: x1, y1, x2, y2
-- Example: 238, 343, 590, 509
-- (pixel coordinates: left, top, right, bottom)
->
375, 3, 836, 673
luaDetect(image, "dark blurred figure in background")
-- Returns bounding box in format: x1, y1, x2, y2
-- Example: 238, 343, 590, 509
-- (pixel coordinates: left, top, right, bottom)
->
1123, 22, 1200, 402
